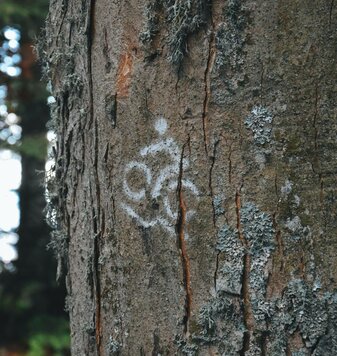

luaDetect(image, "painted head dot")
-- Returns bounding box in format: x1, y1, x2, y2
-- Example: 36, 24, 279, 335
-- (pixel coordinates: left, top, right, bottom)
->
155, 117, 168, 135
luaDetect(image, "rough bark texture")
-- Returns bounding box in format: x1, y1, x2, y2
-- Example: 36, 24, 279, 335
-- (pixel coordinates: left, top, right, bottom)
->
43, 0, 337, 354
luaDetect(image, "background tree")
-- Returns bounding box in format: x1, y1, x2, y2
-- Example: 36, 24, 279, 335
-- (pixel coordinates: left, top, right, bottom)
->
0, 1, 69, 354
44, 0, 337, 354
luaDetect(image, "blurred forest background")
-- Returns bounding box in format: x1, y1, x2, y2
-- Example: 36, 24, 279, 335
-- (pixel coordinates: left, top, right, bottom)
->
0, 1, 69, 355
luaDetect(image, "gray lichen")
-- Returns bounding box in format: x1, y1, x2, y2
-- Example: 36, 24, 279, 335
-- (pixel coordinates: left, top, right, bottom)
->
194, 293, 245, 354
179, 203, 274, 354
45, 131, 68, 281
107, 336, 121, 356
266, 280, 337, 355
241, 203, 275, 285
191, 201, 337, 355
165, 0, 211, 66
292, 350, 309, 356
240, 203, 275, 329
216, 224, 244, 295
175, 336, 198, 356
140, 0, 211, 67
213, 195, 225, 217
139, 0, 162, 45
211, 0, 250, 100
313, 292, 337, 355
244, 106, 274, 145
215, 0, 248, 72
281, 179, 293, 197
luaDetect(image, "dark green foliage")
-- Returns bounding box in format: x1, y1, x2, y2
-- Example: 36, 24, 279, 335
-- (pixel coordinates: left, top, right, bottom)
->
27, 316, 70, 356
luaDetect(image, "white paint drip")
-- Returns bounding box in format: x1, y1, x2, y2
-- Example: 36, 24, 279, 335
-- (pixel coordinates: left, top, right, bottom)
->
154, 116, 168, 135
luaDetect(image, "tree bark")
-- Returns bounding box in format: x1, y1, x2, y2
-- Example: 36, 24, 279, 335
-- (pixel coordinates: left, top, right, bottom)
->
43, 0, 337, 354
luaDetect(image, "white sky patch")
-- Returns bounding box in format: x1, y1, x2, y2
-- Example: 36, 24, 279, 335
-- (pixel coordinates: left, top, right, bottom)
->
0, 238, 18, 263
46, 130, 56, 142
9, 124, 22, 136
47, 96, 56, 105
8, 39, 19, 51
0, 150, 21, 191
4, 27, 21, 41
6, 113, 19, 125
6, 66, 21, 77
0, 104, 8, 116
0, 191, 20, 231
45, 159, 55, 173
0, 150, 21, 263
0, 86, 7, 99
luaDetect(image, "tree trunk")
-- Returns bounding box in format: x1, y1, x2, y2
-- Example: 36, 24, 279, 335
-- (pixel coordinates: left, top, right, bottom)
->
43, 0, 337, 354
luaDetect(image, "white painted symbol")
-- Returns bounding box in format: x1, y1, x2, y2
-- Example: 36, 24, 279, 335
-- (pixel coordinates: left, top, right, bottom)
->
121, 117, 199, 235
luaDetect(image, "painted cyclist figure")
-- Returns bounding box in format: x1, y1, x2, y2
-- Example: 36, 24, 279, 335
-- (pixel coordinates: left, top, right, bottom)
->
121, 117, 199, 235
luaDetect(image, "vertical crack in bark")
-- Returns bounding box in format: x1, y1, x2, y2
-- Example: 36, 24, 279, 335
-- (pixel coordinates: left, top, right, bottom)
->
176, 144, 192, 335
93, 115, 103, 356
93, 219, 102, 355
228, 141, 233, 184
202, 11, 217, 156
273, 212, 284, 273
260, 61, 265, 103
88, 1, 102, 354
329, 0, 335, 28
260, 331, 268, 356
88, 0, 96, 128
313, 84, 319, 151
236, 190, 254, 354
209, 140, 219, 227
312, 84, 324, 205
213, 251, 220, 291
56, 1, 69, 45
274, 172, 279, 202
